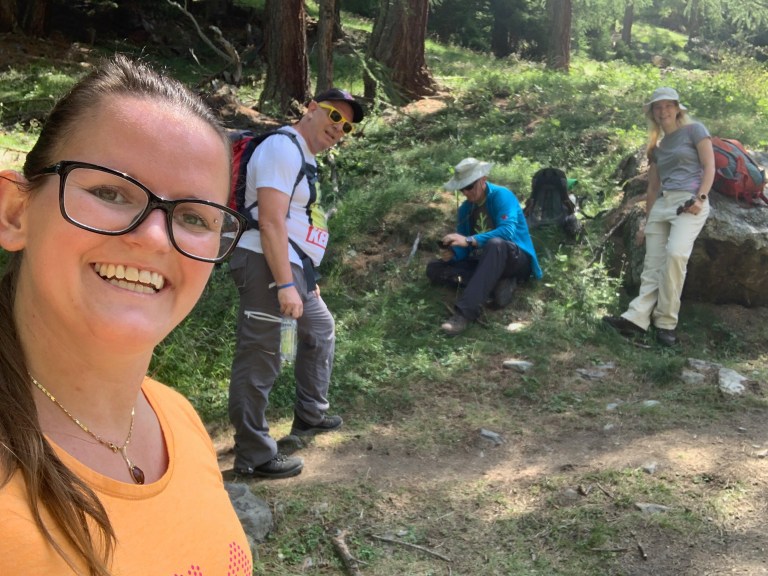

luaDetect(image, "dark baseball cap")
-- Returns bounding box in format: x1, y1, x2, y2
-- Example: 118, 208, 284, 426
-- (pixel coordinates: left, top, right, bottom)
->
312, 88, 364, 123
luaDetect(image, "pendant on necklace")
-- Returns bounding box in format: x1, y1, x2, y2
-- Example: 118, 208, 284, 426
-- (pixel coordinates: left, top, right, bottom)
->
129, 464, 146, 485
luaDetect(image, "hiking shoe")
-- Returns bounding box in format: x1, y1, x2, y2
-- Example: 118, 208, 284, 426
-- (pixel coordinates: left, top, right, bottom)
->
290, 412, 343, 437
655, 328, 677, 347
235, 453, 304, 479
602, 315, 645, 337
492, 277, 517, 309
440, 313, 469, 335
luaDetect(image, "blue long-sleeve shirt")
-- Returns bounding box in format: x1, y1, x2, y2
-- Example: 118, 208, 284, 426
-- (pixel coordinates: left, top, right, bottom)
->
453, 181, 542, 279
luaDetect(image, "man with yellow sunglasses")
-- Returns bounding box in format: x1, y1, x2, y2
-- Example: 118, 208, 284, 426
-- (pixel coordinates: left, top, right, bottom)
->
228, 88, 364, 480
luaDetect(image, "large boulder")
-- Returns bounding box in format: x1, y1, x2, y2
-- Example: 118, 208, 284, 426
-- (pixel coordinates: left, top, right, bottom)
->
608, 151, 768, 307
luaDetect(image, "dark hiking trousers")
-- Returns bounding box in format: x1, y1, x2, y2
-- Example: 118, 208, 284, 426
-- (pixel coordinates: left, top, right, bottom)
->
228, 248, 335, 470
426, 237, 531, 321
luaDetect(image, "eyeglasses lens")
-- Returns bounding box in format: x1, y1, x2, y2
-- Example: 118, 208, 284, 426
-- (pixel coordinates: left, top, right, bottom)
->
60, 165, 241, 262
461, 182, 475, 192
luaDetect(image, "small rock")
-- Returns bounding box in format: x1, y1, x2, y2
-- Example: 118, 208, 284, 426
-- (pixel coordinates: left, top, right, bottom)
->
641, 400, 660, 408
687, 358, 721, 372
641, 462, 658, 474
576, 362, 616, 380
225, 482, 273, 544
606, 402, 621, 411
505, 322, 527, 332
680, 369, 706, 385
603, 423, 616, 432
718, 367, 747, 396
503, 359, 534, 373
754, 449, 768, 458
479, 428, 504, 446
635, 502, 672, 514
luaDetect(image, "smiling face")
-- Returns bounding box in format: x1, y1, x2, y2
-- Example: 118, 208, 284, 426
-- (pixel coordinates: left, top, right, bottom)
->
298, 99, 356, 155
651, 99, 681, 130
10, 95, 231, 356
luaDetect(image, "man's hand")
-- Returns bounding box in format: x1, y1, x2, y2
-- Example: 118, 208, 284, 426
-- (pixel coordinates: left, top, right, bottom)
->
441, 233, 470, 247
278, 286, 303, 318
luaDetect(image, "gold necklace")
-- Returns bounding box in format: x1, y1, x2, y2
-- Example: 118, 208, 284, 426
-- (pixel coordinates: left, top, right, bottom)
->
30, 375, 145, 485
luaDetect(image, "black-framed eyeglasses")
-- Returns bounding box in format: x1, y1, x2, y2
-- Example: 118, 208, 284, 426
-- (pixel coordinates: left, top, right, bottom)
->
317, 102, 354, 134
34, 161, 247, 263
461, 180, 477, 192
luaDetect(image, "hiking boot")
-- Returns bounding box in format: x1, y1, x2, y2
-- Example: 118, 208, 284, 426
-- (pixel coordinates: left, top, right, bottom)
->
440, 313, 469, 335
602, 315, 645, 337
290, 412, 343, 437
235, 453, 304, 479
492, 277, 517, 309
655, 328, 677, 347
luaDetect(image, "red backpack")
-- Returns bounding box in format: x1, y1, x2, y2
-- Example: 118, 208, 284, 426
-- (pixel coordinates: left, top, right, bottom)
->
229, 128, 312, 229
710, 137, 768, 206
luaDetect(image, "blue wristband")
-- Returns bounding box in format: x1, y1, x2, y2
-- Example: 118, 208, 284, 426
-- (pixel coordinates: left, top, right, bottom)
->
277, 282, 295, 290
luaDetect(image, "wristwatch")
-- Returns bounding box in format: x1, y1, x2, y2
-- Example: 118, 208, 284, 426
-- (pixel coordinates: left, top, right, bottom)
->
466, 236, 475, 247
698, 193, 708, 201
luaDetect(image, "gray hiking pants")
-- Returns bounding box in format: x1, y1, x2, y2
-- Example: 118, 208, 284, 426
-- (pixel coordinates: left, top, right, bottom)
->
228, 248, 335, 469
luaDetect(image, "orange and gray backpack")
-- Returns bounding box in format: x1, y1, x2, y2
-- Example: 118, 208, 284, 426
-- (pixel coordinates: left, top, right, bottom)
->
711, 137, 767, 206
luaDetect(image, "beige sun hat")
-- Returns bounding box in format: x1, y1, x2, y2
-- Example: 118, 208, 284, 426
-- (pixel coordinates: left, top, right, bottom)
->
643, 87, 687, 113
444, 157, 493, 191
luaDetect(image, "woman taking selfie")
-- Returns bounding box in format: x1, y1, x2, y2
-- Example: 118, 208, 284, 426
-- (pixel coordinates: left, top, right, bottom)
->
0, 56, 252, 575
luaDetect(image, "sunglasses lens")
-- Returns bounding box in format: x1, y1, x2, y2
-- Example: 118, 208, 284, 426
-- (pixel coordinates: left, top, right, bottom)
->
329, 109, 343, 122
342, 122, 353, 134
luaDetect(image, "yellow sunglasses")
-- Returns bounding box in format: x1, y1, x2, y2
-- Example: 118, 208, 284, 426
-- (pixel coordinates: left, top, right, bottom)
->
318, 102, 354, 134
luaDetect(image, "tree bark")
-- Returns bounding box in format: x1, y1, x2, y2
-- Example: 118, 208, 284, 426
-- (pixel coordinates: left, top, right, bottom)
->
20, 0, 48, 36
687, 0, 701, 43
490, 0, 514, 58
261, 0, 309, 115
365, 0, 436, 104
621, 2, 633, 46
546, 0, 571, 72
0, 0, 17, 33
316, 0, 336, 92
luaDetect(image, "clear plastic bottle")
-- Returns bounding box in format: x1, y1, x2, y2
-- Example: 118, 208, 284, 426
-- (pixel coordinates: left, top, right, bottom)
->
280, 316, 298, 363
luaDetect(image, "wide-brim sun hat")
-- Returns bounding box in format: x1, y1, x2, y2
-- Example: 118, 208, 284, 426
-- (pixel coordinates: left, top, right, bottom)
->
444, 157, 493, 191
643, 87, 687, 113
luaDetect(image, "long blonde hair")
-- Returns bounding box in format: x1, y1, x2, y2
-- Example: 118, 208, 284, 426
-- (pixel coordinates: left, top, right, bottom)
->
0, 55, 227, 576
644, 101, 692, 161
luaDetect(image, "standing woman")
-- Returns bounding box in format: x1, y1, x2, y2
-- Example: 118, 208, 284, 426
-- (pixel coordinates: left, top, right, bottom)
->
0, 56, 253, 575
604, 87, 714, 346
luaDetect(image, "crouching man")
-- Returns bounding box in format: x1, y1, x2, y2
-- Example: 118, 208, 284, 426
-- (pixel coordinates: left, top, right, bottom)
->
427, 157, 542, 335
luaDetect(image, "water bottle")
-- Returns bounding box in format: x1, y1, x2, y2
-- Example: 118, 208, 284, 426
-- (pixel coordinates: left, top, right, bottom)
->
280, 316, 298, 363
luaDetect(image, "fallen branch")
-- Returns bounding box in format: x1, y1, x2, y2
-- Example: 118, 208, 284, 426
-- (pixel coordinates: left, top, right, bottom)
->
631, 531, 648, 560
596, 482, 615, 500
586, 209, 631, 268
331, 529, 364, 576
406, 232, 421, 265
589, 546, 628, 553
371, 534, 451, 562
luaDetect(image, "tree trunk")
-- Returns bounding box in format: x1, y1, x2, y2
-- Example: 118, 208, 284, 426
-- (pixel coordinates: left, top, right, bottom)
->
316, 0, 336, 92
621, 2, 633, 46
261, 0, 309, 115
365, 0, 436, 104
0, 0, 17, 33
20, 0, 48, 36
490, 0, 513, 58
546, 0, 571, 72
687, 0, 701, 43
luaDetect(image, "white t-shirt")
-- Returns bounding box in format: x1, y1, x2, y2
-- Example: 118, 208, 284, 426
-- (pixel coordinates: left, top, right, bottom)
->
236, 127, 329, 267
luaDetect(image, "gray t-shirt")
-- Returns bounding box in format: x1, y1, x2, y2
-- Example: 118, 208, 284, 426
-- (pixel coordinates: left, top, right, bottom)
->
651, 122, 710, 193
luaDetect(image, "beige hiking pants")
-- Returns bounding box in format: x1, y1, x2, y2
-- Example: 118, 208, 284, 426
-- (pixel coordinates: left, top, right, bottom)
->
622, 190, 710, 331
